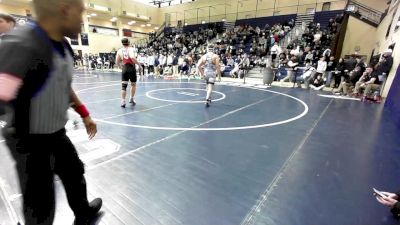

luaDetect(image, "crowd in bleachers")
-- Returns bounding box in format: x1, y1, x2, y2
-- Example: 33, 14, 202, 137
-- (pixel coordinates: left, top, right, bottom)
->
73, 11, 393, 99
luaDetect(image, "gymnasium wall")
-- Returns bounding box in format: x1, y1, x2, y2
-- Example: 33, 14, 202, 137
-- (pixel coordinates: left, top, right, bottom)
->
0, 3, 28, 15
374, 1, 400, 98
340, 15, 377, 62
354, 0, 389, 13
385, 64, 400, 127
160, 0, 348, 26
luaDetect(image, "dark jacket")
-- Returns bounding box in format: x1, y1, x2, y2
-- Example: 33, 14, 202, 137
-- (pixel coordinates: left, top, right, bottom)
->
376, 56, 393, 75
391, 191, 400, 219
345, 58, 357, 71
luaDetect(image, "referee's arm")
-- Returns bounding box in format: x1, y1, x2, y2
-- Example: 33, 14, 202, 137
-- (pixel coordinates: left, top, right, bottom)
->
0, 33, 32, 104
70, 89, 97, 139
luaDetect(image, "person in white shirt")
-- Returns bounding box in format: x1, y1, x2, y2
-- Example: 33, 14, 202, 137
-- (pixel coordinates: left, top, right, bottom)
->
314, 32, 322, 43
137, 53, 147, 76
167, 53, 173, 67
316, 56, 327, 80
166, 53, 174, 76
270, 43, 281, 61
159, 52, 166, 68
182, 46, 188, 55
147, 53, 155, 75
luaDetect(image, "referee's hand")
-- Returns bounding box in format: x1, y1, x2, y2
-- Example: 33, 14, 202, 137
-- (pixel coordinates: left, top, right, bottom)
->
83, 116, 97, 139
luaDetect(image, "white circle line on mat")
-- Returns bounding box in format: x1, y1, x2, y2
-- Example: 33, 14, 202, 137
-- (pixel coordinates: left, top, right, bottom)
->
78, 82, 309, 131
145, 88, 226, 103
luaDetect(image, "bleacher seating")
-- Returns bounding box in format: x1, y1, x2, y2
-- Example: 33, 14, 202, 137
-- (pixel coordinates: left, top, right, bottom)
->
182, 22, 224, 33
314, 10, 344, 28
235, 14, 297, 28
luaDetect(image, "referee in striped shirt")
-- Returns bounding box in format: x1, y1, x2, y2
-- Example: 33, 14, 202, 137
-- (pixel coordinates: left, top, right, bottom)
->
0, 0, 102, 224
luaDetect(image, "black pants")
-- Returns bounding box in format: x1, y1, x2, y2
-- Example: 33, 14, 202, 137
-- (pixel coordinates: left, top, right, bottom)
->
140, 64, 146, 75
148, 65, 154, 74
5, 129, 90, 225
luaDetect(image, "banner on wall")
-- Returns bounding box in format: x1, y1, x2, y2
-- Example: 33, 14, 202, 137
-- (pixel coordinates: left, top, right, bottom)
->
80, 33, 89, 46
89, 25, 119, 36
123, 29, 133, 37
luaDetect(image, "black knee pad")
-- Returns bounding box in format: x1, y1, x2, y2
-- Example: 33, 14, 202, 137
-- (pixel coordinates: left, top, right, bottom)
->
122, 83, 128, 91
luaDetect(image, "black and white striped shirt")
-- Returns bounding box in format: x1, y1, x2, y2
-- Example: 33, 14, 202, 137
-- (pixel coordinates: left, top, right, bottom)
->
0, 23, 73, 136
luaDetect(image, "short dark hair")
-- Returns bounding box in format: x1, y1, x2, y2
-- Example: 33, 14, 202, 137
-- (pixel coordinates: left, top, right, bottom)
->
121, 38, 130, 46
0, 13, 16, 24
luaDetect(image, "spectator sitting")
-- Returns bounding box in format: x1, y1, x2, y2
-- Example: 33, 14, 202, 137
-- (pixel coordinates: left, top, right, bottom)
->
326, 56, 337, 87
163, 65, 173, 76
315, 56, 327, 80
298, 60, 316, 88
362, 66, 383, 98
375, 49, 394, 78
352, 65, 376, 97
344, 55, 358, 74
281, 56, 298, 83
333, 57, 346, 87
335, 65, 363, 95
230, 61, 240, 78
310, 73, 325, 90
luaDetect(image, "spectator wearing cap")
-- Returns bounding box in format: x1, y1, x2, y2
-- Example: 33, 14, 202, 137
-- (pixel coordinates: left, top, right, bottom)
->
375, 49, 394, 77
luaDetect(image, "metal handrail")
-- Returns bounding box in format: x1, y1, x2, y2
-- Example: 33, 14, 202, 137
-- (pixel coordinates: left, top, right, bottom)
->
347, 0, 383, 24
156, 22, 166, 37
168, 0, 347, 26
350, 0, 384, 14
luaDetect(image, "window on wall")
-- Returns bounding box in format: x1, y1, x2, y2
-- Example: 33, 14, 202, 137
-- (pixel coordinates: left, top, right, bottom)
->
89, 25, 119, 36
322, 2, 331, 11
